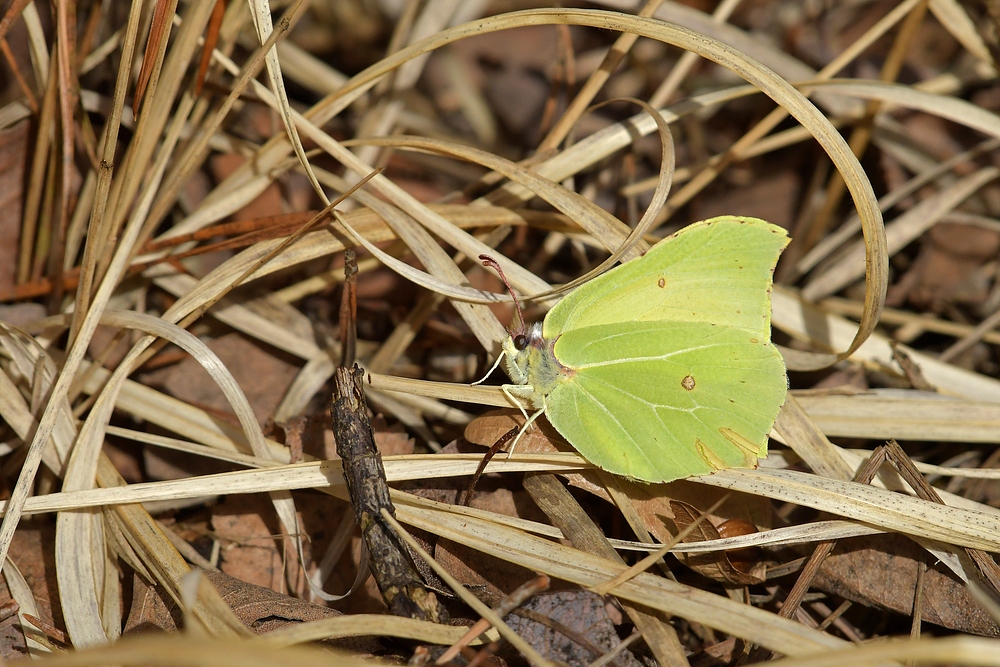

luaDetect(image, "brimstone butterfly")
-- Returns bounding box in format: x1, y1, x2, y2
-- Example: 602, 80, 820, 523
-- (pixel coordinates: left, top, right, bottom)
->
492, 216, 789, 484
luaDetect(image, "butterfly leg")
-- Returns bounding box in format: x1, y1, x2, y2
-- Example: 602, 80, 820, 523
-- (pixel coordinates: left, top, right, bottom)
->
500, 384, 546, 457
501, 383, 532, 422
506, 404, 547, 457
471, 349, 507, 386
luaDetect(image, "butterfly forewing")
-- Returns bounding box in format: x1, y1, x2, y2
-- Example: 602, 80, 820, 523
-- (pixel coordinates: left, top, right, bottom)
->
543, 217, 789, 340
545, 320, 786, 483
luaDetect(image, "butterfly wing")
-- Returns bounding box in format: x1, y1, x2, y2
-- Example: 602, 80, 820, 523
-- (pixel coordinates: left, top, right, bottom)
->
545, 320, 786, 483
543, 217, 789, 339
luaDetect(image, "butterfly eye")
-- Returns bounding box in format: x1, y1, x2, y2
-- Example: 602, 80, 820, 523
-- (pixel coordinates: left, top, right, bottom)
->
513, 334, 528, 350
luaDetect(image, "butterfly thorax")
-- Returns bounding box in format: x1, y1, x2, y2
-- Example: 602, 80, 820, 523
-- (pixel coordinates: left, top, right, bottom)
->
502, 322, 571, 408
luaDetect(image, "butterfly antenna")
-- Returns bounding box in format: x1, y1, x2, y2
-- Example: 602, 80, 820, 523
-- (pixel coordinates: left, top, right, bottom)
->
479, 254, 525, 330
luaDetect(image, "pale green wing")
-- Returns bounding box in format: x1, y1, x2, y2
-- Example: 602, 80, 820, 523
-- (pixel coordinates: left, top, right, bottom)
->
543, 217, 789, 339
545, 320, 786, 483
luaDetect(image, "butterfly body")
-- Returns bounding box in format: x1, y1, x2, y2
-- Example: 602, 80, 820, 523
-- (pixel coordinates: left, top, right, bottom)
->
502, 216, 789, 483
501, 322, 567, 406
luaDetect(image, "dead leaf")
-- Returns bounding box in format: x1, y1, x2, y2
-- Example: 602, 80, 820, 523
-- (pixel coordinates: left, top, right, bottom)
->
890, 222, 1000, 312
124, 573, 183, 634
434, 539, 537, 605
5, 521, 60, 635
0, 580, 26, 659
464, 410, 611, 502
670, 501, 766, 586
372, 414, 414, 457
211, 495, 307, 596
125, 570, 384, 654
691, 170, 800, 230
813, 533, 1000, 636
144, 332, 300, 427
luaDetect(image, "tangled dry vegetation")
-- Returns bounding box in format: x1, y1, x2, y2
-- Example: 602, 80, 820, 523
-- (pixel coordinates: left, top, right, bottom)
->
2, 0, 1000, 665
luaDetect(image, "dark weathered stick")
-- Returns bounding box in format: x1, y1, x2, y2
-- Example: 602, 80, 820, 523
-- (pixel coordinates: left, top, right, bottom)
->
331, 364, 446, 621
339, 249, 358, 367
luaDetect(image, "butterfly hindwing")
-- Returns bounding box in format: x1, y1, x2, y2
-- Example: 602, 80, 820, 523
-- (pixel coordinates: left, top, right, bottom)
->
545, 320, 786, 483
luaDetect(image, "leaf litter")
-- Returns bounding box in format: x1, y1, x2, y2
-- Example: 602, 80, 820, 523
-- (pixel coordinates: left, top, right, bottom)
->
1, 0, 1000, 665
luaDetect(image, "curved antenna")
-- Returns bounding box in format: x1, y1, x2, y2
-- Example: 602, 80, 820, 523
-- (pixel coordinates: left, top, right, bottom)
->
479, 254, 525, 331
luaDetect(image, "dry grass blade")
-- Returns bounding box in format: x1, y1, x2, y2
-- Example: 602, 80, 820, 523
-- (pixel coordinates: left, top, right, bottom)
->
0, 635, 374, 667
2, 558, 50, 655
793, 392, 1000, 443
256, 614, 495, 648
396, 498, 846, 655
803, 167, 999, 301
764, 635, 1000, 667
381, 510, 554, 667
773, 286, 1000, 400
0, 456, 588, 516
72, 0, 143, 327
245, 0, 321, 205
774, 393, 855, 481
368, 372, 509, 407
5, 0, 1000, 659
347, 135, 642, 259
664, 520, 885, 552
699, 468, 1000, 552
810, 80, 1000, 136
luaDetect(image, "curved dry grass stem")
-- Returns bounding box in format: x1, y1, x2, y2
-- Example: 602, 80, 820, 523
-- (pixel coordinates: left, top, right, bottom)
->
166, 7, 885, 364
6, 0, 1000, 659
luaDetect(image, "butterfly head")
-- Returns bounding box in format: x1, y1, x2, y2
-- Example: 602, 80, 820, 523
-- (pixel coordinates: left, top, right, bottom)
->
503, 321, 569, 404
502, 321, 545, 385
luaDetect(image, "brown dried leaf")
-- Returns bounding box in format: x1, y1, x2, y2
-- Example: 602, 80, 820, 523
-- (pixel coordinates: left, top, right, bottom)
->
124, 573, 182, 634
895, 222, 1000, 311
372, 414, 414, 457
125, 570, 384, 654
211, 495, 307, 595
145, 332, 300, 427
621, 479, 776, 545
813, 533, 1000, 636
6, 521, 59, 636
434, 539, 536, 605
691, 170, 801, 230
670, 500, 766, 586
464, 410, 610, 502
